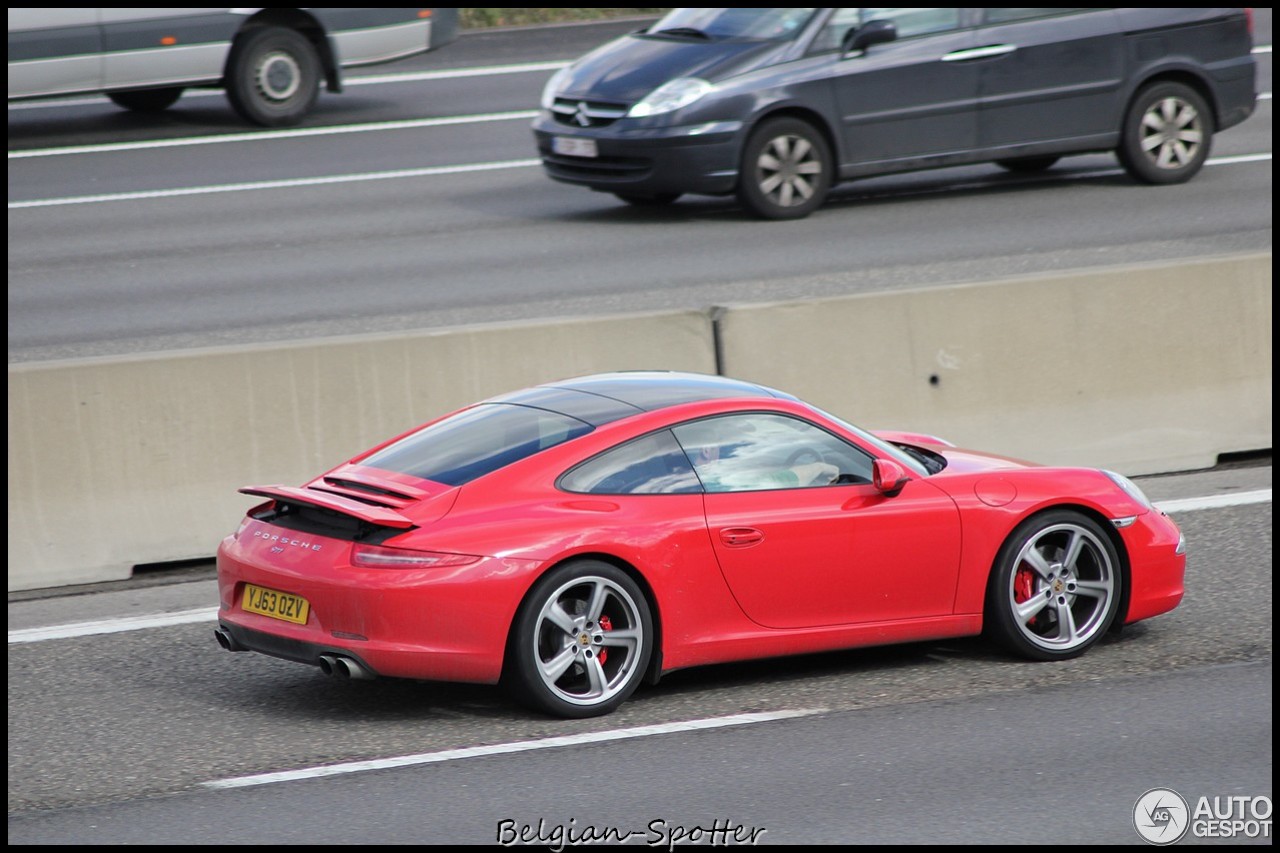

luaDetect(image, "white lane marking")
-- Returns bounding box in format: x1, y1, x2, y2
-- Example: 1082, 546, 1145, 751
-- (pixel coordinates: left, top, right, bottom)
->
8, 606, 219, 644
202, 709, 826, 789
1154, 487, 1271, 514
5, 488, 1269, 646
8, 150, 1273, 210
7, 111, 540, 159
7, 159, 542, 208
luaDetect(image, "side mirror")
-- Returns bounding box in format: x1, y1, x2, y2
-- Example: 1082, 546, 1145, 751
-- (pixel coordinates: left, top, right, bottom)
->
844, 19, 897, 54
872, 458, 911, 497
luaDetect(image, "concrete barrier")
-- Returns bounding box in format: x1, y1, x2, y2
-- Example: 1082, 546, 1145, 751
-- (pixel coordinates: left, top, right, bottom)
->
7, 254, 1271, 592
7, 311, 717, 591
719, 253, 1271, 476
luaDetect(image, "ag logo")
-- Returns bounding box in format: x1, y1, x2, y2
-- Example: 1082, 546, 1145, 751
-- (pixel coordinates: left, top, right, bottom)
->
1134, 788, 1190, 845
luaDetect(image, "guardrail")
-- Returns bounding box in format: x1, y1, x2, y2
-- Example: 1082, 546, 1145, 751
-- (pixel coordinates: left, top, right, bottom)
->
7, 254, 1270, 591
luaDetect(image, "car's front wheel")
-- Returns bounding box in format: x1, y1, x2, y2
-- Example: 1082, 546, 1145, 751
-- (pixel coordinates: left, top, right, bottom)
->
985, 510, 1123, 661
224, 25, 321, 127
737, 117, 832, 220
505, 560, 653, 718
1117, 81, 1213, 185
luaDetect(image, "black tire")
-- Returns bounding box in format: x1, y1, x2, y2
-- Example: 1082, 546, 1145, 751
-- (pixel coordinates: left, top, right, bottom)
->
985, 510, 1123, 661
995, 156, 1060, 173
614, 192, 682, 206
107, 87, 185, 113
224, 26, 321, 127
1116, 81, 1213, 185
737, 117, 832, 220
504, 560, 652, 718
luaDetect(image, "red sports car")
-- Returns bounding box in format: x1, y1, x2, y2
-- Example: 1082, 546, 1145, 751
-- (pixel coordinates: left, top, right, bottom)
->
215, 371, 1186, 718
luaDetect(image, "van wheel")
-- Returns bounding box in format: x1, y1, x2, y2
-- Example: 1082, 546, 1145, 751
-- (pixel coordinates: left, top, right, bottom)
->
225, 26, 320, 127
1117, 82, 1213, 185
107, 87, 185, 113
737, 117, 832, 220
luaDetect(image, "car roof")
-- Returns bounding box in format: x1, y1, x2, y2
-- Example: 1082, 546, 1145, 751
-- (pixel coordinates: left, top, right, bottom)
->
488, 371, 798, 427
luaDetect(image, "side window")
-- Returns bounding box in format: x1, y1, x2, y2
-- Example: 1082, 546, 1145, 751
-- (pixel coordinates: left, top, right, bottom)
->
672, 413, 874, 493
811, 7, 962, 54
559, 430, 701, 495
982, 9, 1092, 25
862, 8, 962, 38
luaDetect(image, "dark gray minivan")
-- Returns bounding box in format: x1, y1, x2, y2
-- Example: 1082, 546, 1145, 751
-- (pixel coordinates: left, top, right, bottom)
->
532, 8, 1257, 219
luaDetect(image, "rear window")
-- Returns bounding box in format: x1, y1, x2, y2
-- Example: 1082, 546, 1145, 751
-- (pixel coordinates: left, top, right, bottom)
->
359, 403, 592, 486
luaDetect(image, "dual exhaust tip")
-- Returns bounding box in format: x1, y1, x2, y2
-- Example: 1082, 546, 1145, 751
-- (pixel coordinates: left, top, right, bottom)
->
214, 628, 373, 680
318, 653, 374, 681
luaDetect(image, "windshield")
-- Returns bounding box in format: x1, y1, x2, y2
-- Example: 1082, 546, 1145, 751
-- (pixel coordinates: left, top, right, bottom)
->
647, 8, 818, 41
810, 406, 933, 478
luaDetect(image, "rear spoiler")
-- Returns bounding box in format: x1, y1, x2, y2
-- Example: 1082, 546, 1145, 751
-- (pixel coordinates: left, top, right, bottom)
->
239, 485, 415, 529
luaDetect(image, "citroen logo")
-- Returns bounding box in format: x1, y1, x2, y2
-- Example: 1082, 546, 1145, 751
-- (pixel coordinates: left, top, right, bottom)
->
573, 101, 592, 127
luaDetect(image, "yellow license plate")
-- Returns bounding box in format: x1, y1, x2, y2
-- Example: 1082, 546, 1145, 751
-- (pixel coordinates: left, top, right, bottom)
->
242, 583, 310, 625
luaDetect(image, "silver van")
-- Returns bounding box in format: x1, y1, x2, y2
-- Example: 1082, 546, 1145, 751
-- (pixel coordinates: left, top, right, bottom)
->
8, 8, 459, 126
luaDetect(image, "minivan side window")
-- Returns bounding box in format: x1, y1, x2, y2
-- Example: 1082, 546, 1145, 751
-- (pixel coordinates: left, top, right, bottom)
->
811, 7, 962, 54
982, 9, 1094, 25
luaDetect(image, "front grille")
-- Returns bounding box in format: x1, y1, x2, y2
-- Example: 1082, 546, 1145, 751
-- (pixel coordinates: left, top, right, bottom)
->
542, 152, 652, 181
551, 97, 629, 128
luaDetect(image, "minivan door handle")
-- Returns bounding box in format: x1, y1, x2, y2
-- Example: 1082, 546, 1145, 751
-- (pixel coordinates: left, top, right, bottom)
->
719, 527, 765, 548
942, 44, 1017, 62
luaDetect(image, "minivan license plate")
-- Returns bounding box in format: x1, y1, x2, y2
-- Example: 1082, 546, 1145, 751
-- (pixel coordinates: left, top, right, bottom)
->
552, 136, 598, 158
242, 583, 310, 625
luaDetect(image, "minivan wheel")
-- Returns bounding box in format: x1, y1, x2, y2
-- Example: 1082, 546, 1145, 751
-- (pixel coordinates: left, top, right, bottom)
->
1117, 82, 1213, 185
737, 117, 832, 220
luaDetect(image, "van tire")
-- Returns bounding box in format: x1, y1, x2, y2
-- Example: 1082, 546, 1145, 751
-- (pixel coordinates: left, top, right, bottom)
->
225, 26, 321, 127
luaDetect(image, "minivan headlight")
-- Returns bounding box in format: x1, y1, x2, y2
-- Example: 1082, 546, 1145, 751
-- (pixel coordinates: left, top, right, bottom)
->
628, 77, 715, 118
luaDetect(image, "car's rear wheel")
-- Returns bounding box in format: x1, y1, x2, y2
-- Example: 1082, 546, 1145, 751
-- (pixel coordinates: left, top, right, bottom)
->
107, 87, 185, 113
1117, 81, 1213, 185
225, 25, 321, 127
985, 510, 1122, 661
737, 117, 832, 220
995, 156, 1060, 173
505, 560, 652, 718
614, 192, 682, 206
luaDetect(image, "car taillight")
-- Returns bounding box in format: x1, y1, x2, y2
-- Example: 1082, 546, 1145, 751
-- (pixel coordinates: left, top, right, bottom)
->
350, 543, 480, 569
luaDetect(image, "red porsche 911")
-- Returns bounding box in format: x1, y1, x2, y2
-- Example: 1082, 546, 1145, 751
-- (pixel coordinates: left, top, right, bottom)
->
215, 371, 1185, 718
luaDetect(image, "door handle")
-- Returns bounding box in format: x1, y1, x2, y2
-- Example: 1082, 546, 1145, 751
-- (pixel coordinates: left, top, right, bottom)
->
942, 44, 1017, 62
719, 527, 765, 548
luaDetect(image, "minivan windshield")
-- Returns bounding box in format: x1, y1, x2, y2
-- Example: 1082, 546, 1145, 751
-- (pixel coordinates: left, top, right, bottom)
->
647, 8, 818, 41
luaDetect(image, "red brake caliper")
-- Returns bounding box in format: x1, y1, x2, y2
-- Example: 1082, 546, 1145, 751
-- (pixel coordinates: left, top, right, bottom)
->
1014, 565, 1037, 626
597, 615, 612, 665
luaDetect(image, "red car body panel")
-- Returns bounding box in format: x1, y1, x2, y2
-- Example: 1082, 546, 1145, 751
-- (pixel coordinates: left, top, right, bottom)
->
216, 374, 1185, 689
